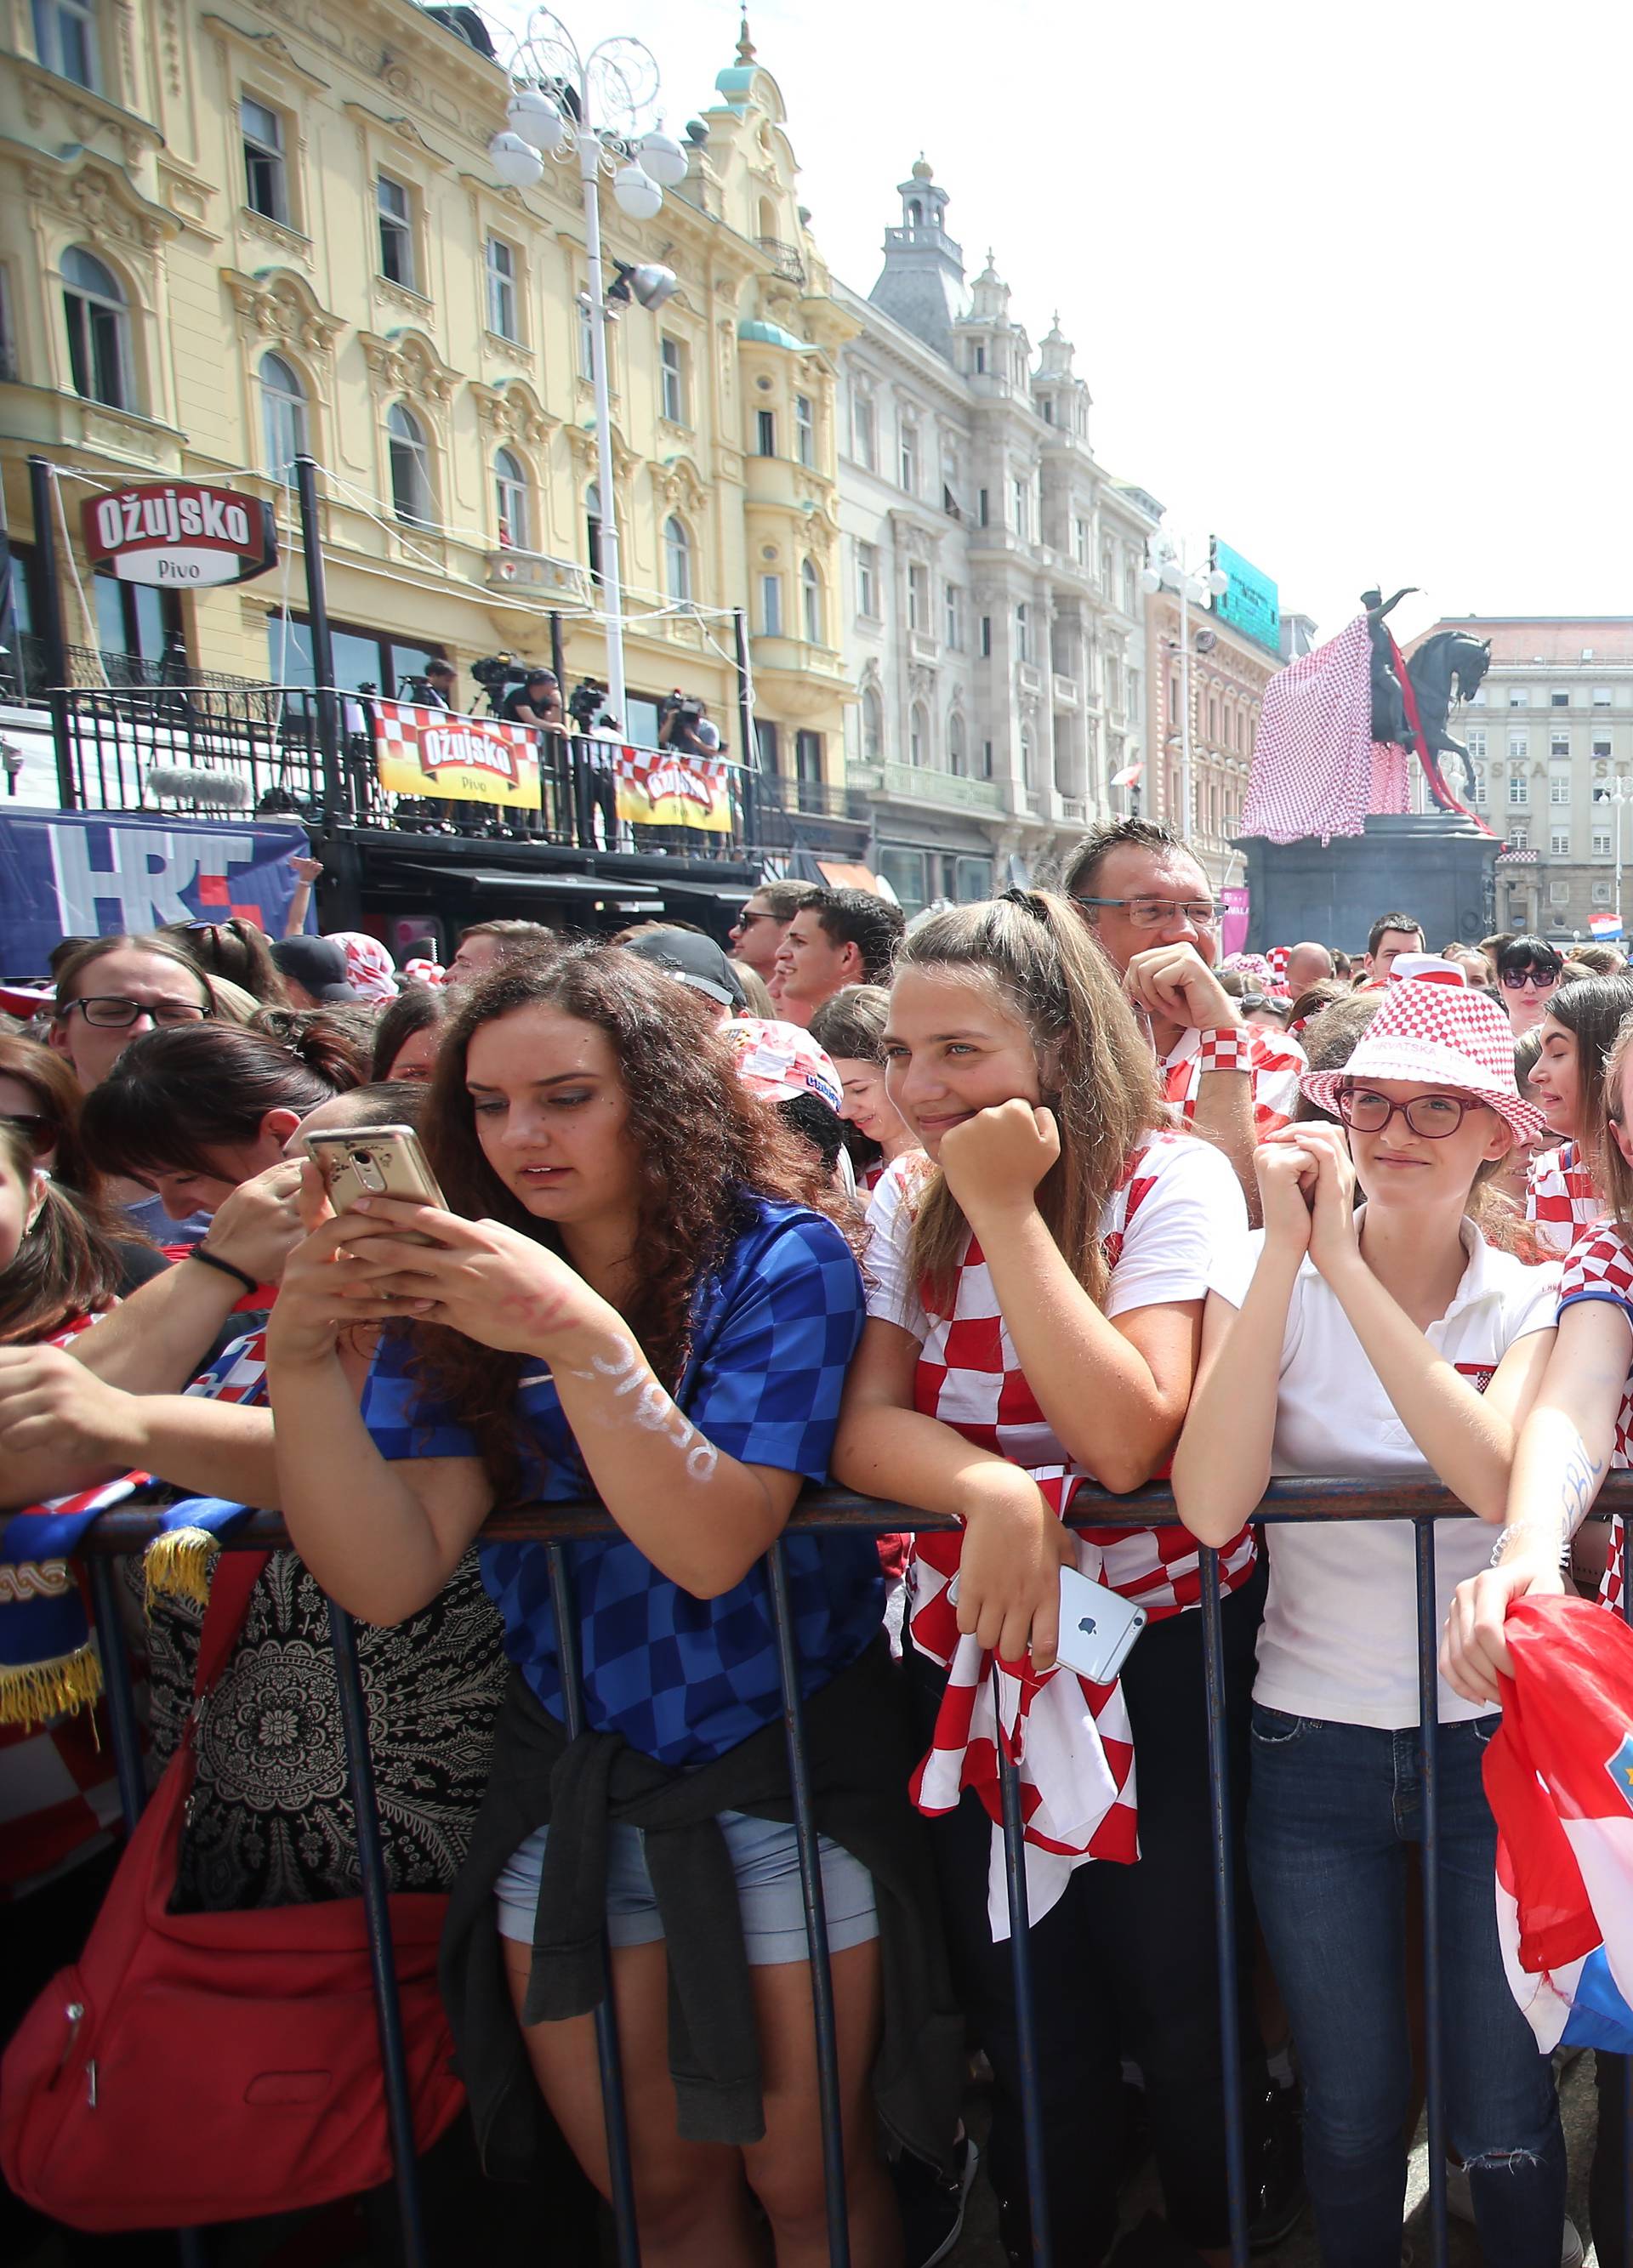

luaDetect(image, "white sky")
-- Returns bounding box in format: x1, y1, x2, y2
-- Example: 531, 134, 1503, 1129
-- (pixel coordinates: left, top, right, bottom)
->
498, 0, 1633, 648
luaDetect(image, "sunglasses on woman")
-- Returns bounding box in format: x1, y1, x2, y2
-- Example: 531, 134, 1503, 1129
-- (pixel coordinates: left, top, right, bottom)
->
0, 1111, 57, 1156
1499, 969, 1559, 992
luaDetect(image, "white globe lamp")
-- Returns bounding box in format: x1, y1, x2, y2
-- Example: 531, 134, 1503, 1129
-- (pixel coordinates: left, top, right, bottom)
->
639, 129, 689, 188
506, 88, 566, 153
612, 164, 663, 220
488, 132, 544, 187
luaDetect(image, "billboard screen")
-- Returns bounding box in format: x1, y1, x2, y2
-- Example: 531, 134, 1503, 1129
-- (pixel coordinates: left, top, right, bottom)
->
1210, 538, 1281, 656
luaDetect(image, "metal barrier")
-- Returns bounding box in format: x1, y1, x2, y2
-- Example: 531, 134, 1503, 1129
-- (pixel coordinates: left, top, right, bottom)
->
58, 1483, 1633, 2268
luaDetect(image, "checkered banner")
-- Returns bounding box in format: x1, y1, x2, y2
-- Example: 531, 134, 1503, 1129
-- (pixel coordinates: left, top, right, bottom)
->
372, 699, 542, 810
614, 743, 733, 833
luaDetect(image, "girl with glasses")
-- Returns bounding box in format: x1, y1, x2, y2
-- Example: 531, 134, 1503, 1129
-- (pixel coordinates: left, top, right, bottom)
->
1175, 962, 1571, 2268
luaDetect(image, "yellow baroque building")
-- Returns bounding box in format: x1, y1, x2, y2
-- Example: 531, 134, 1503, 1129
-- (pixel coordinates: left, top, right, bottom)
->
1, 0, 860, 800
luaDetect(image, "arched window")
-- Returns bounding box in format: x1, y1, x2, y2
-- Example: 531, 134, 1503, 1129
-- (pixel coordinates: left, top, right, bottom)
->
61, 247, 129, 409
386, 402, 433, 527
493, 446, 529, 549
947, 710, 967, 776
584, 482, 603, 583
908, 702, 929, 768
664, 514, 692, 604
757, 196, 777, 241
800, 558, 823, 645
862, 685, 884, 764
259, 352, 306, 485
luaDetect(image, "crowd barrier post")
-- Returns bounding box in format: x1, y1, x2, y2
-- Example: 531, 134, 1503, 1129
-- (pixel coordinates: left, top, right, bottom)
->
996, 1734, 1052, 2268
326, 1599, 430, 2268
86, 1557, 146, 1836
1412, 1523, 1449, 2268
1198, 1543, 1252, 2268
544, 1543, 642, 2268
765, 1538, 853, 2268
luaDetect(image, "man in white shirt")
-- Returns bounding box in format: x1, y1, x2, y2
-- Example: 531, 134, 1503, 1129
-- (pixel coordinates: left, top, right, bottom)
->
1065, 818, 1300, 1217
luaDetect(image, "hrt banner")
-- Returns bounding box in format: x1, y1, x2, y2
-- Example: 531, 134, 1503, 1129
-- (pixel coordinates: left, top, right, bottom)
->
613, 745, 732, 833
373, 700, 541, 810
0, 811, 313, 980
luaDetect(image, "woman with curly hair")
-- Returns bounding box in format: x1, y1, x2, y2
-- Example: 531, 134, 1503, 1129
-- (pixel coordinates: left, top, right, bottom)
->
268, 946, 959, 2268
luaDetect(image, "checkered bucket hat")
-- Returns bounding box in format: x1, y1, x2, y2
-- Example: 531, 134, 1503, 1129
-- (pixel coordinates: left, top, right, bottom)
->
1299, 966, 1545, 1145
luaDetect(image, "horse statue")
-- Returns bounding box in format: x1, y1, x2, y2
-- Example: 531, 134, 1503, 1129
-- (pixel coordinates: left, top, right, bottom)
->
1406, 631, 1492, 797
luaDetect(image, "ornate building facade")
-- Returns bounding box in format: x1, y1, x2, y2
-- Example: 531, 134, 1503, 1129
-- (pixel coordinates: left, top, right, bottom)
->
1, 0, 856, 798
1146, 595, 1281, 894
834, 163, 1159, 911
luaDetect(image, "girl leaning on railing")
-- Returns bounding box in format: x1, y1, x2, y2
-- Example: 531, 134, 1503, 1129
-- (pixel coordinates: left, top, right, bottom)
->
265, 945, 963, 2268
830, 888, 1265, 2268
1173, 958, 1572, 2268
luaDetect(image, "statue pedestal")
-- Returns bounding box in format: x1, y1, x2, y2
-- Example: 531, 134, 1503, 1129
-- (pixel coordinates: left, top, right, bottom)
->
1235, 812, 1499, 959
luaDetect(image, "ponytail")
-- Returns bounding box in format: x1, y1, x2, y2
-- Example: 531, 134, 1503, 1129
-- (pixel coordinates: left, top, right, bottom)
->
79, 1020, 361, 1183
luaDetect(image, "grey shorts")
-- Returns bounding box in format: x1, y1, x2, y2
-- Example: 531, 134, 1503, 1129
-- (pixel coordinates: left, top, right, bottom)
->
495, 1809, 879, 1966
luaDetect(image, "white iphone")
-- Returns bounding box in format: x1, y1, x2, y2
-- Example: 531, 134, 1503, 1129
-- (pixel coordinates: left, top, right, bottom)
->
1054, 1566, 1147, 1684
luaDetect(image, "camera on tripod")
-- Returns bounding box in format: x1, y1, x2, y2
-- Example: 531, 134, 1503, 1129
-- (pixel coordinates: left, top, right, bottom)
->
568, 676, 612, 730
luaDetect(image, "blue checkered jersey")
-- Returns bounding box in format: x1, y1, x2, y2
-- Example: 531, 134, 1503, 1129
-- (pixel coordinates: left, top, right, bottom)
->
359, 1197, 876, 1765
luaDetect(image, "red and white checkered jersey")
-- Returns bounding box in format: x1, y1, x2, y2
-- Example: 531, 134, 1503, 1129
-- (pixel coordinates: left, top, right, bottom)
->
1161, 1022, 1303, 1140
1526, 1141, 1604, 1259
865, 1133, 1254, 1929
1556, 1222, 1633, 1614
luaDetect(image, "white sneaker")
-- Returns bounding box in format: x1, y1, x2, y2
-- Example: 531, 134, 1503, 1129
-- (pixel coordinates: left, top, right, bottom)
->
1561, 2218, 1585, 2268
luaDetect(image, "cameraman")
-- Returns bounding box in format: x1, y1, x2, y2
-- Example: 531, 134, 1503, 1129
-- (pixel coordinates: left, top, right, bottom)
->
657, 688, 724, 759
411, 657, 458, 710
500, 667, 565, 732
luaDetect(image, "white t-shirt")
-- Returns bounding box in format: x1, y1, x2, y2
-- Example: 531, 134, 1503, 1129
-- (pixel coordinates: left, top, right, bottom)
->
1208, 1224, 1562, 1727
867, 1129, 1249, 1355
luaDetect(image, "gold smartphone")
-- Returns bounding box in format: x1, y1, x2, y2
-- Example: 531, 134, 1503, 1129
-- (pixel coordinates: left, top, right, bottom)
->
303, 1124, 447, 1242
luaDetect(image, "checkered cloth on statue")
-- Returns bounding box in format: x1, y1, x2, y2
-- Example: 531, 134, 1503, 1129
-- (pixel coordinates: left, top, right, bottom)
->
1555, 1222, 1633, 1615
359, 1197, 874, 1767
1242, 614, 1411, 844
1526, 1141, 1604, 1259
864, 1134, 1255, 1935
1160, 1023, 1303, 1141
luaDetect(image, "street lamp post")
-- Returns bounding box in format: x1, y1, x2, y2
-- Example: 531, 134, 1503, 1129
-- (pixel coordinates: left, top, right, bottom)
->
1594, 776, 1633, 936
1139, 539, 1228, 850
486, 10, 687, 729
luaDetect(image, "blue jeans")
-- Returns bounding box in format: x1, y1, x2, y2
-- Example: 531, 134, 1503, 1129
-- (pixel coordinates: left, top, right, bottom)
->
1249, 1709, 1566, 2268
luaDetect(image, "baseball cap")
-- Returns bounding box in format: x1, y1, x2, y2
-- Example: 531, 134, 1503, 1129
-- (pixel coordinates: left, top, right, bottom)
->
621, 928, 748, 1011
270, 934, 358, 1004
719, 1018, 844, 1113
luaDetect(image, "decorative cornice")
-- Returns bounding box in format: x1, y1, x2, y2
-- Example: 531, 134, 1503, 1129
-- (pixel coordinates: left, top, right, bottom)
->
23, 156, 178, 251
469, 378, 555, 446
342, 101, 451, 171
357, 326, 458, 409
16, 60, 162, 166
201, 14, 329, 88
223, 264, 344, 356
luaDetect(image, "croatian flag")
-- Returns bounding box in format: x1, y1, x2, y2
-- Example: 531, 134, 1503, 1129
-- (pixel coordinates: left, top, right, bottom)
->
1590, 912, 1624, 941
1484, 1596, 1633, 2055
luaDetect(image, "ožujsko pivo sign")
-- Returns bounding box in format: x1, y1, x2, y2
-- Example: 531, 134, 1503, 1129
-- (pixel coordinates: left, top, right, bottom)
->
613, 744, 731, 833
371, 699, 541, 810
81, 483, 278, 588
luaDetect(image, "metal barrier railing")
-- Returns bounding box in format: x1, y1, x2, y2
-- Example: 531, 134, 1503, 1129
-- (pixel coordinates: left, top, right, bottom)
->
54, 1484, 1633, 2268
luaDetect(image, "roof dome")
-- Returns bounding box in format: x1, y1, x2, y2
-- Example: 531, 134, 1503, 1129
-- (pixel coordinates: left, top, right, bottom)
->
911, 154, 933, 180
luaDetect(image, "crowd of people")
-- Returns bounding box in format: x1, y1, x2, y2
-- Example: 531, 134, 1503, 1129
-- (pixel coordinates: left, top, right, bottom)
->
1, 823, 1630, 2268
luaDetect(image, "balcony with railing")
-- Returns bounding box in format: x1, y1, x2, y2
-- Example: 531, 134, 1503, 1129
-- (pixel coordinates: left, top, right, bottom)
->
756, 236, 806, 285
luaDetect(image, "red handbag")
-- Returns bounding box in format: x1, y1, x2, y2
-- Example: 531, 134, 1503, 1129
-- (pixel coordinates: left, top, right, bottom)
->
0, 1552, 466, 2230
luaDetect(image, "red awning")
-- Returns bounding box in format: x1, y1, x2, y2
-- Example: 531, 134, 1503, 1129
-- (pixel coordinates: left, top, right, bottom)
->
816, 860, 879, 894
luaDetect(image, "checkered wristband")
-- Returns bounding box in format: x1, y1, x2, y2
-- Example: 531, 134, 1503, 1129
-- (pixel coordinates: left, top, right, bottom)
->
1196, 1026, 1250, 1073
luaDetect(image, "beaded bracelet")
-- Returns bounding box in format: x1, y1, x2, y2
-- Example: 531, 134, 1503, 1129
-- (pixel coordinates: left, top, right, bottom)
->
1489, 1515, 1571, 1570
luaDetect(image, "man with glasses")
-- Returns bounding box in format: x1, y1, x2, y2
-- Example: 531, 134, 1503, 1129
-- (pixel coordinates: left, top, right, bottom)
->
1494, 934, 1565, 1037
727, 880, 819, 986
1064, 818, 1301, 1213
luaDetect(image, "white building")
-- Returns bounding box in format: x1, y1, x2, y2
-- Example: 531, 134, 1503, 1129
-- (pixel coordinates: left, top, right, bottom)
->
835, 162, 1159, 913
1407, 617, 1633, 941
